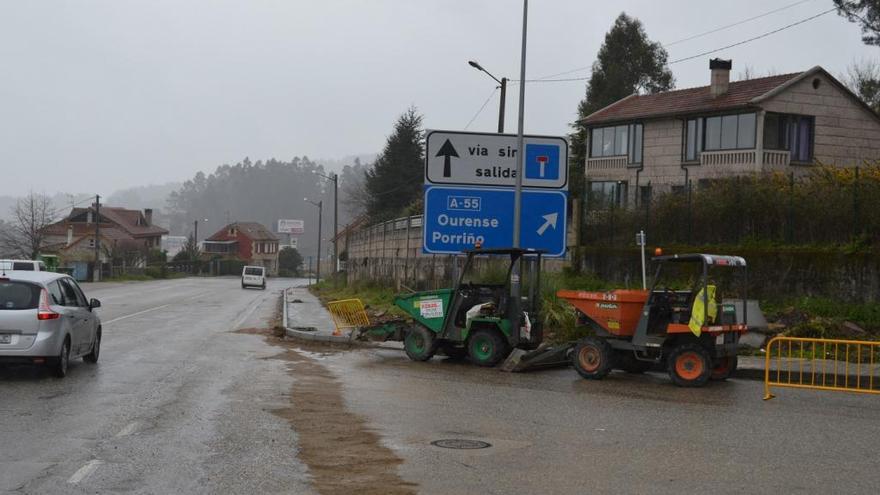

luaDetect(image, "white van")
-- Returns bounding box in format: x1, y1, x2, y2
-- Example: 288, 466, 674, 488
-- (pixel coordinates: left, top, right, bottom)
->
0, 260, 47, 272
241, 265, 266, 290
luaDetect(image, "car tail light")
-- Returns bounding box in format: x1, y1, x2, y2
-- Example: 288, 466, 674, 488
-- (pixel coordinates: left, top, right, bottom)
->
37, 289, 60, 320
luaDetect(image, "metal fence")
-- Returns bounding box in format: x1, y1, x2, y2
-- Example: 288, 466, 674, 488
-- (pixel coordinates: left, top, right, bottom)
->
764, 336, 880, 400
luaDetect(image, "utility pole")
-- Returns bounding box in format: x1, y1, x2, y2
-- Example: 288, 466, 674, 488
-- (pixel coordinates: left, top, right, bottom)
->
94, 194, 101, 282
305, 198, 323, 283
510, 0, 528, 329
332, 173, 338, 274
467, 61, 507, 133
498, 77, 507, 133
193, 219, 199, 248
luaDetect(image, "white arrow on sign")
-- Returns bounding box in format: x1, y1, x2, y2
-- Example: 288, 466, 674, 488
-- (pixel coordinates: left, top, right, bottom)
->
536, 212, 558, 236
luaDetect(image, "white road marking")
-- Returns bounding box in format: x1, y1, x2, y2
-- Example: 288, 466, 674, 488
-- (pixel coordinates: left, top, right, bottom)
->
103, 304, 172, 325
68, 459, 103, 484
115, 421, 139, 437
231, 293, 270, 329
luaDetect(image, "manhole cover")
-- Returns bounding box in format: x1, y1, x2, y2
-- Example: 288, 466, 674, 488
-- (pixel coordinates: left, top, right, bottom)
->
431, 439, 491, 450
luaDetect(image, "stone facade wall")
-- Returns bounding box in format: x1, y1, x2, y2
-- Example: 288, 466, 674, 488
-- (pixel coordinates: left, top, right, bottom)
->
585, 71, 880, 203
760, 72, 880, 170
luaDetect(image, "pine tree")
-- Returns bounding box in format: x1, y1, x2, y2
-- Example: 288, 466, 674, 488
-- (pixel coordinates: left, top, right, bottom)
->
364, 107, 425, 220
569, 13, 674, 193
835, 0, 880, 46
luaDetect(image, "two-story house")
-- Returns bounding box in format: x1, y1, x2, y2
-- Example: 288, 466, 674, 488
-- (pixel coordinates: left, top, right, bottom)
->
41, 205, 168, 280
202, 222, 280, 275
582, 59, 880, 206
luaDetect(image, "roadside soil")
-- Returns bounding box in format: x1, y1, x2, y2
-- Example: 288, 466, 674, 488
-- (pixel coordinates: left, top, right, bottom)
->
236, 324, 416, 495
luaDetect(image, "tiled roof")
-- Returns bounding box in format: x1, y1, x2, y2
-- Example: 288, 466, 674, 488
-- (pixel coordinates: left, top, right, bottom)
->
582, 73, 802, 125
207, 222, 279, 242
67, 206, 168, 237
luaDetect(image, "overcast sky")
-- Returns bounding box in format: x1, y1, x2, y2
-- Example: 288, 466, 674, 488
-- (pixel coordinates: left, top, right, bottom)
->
0, 0, 875, 196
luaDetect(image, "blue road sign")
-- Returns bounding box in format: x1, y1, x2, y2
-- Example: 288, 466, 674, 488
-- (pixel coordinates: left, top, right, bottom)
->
423, 186, 567, 257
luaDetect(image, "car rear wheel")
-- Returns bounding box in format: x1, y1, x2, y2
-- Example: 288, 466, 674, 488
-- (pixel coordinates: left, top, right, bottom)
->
667, 343, 712, 387
84, 330, 101, 364
54, 338, 70, 378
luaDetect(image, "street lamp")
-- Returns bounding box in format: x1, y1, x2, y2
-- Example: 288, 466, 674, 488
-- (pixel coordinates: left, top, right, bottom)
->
468, 60, 507, 133
313, 170, 338, 275
304, 198, 323, 283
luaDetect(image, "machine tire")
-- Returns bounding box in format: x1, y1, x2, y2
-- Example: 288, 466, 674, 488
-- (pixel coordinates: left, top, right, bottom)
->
54, 338, 70, 378
84, 329, 101, 364
572, 337, 614, 380
667, 343, 712, 387
710, 355, 737, 381
467, 328, 510, 367
618, 352, 653, 374
404, 325, 437, 362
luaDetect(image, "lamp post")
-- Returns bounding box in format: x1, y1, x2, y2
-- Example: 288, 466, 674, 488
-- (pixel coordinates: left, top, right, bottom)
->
314, 171, 338, 275
305, 198, 323, 283
468, 60, 507, 133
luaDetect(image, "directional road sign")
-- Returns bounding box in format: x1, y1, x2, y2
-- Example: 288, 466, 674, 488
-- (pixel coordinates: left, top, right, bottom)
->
425, 130, 568, 190
423, 186, 567, 257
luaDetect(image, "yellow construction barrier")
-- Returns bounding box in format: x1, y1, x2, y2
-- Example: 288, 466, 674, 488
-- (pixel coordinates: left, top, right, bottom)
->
326, 299, 371, 336
764, 336, 880, 400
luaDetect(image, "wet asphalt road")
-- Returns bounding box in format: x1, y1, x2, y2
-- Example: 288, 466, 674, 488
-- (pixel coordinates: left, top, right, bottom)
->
0, 277, 314, 494
319, 347, 880, 495
4, 277, 880, 494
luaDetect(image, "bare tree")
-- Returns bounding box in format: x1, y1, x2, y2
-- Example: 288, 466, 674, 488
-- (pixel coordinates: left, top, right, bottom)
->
843, 59, 880, 113
736, 65, 756, 81
0, 193, 55, 260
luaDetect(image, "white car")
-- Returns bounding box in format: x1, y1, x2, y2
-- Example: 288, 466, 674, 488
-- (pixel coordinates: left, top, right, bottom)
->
0, 260, 47, 271
241, 266, 266, 290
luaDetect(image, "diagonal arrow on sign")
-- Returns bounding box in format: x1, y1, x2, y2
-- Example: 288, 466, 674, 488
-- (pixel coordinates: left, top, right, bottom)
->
435, 139, 459, 178
536, 212, 558, 236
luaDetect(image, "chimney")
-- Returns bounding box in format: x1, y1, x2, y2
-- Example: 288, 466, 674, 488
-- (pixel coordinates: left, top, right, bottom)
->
67, 225, 73, 246
710, 58, 732, 98
144, 208, 153, 226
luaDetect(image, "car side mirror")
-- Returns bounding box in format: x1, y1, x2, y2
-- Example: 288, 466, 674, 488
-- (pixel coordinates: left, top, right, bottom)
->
89, 298, 101, 310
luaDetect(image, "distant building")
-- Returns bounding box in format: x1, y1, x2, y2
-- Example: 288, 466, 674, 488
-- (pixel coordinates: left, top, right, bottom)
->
203, 222, 280, 275
41, 205, 168, 280
581, 59, 880, 206
162, 235, 189, 258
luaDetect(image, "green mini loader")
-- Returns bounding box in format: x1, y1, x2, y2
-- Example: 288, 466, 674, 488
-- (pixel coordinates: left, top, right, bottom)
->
359, 248, 552, 367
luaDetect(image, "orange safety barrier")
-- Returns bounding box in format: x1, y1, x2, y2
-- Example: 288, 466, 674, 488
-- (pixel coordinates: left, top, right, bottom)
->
764, 336, 880, 400
326, 299, 371, 337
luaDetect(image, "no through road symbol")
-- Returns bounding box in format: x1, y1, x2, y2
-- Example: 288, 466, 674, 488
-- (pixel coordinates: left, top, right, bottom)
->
424, 130, 568, 190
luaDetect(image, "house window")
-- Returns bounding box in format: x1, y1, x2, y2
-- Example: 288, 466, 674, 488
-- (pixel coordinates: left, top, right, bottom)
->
764, 113, 814, 162
703, 113, 756, 151
684, 118, 703, 161
590, 124, 643, 163
589, 181, 627, 207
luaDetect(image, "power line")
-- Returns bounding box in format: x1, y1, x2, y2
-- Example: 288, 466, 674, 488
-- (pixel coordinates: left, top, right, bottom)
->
664, 0, 816, 47
464, 86, 498, 130
508, 6, 835, 84
668, 7, 836, 64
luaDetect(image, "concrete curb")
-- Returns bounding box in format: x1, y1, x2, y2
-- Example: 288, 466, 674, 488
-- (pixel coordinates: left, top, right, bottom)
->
280, 287, 377, 347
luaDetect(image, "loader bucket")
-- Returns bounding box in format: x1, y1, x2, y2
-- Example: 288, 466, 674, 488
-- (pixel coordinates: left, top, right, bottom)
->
500, 343, 575, 372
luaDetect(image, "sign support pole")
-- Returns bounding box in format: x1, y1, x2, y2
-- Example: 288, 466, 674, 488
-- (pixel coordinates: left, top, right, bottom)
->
511, 0, 528, 334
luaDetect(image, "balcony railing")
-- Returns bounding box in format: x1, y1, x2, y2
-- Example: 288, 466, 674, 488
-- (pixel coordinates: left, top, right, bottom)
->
763, 150, 790, 167
701, 150, 757, 166
586, 156, 627, 171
